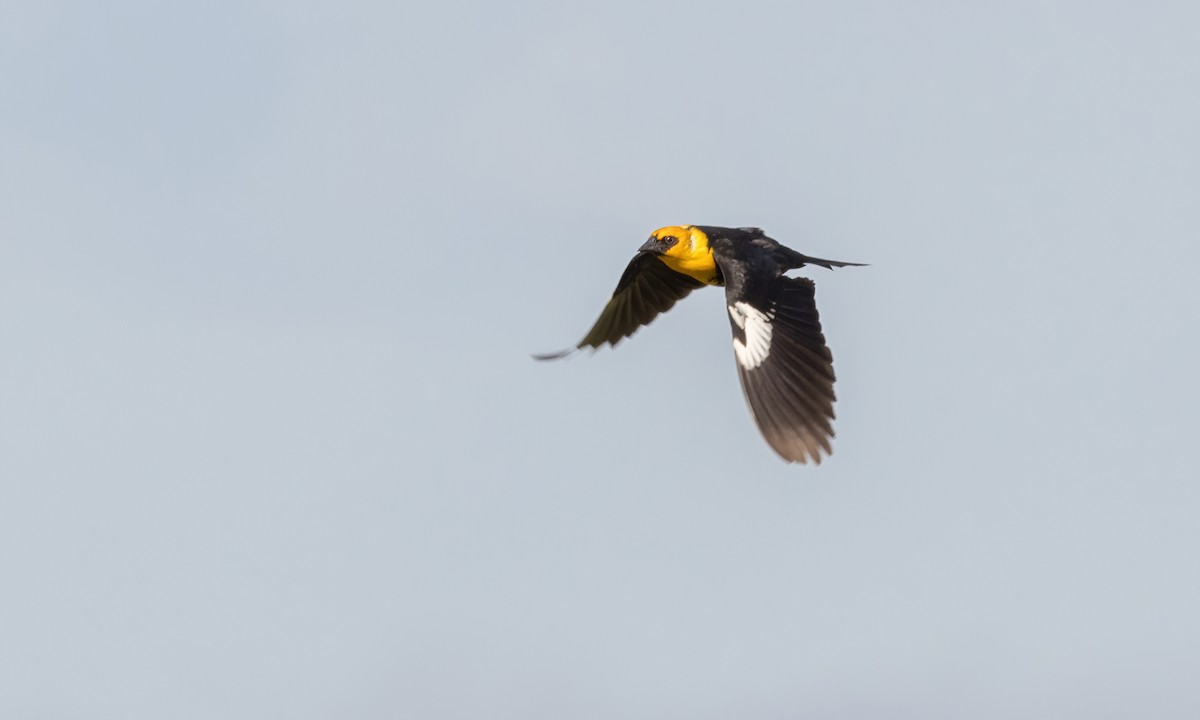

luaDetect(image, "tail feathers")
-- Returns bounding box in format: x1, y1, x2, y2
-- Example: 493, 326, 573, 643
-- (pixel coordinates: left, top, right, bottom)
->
796, 254, 868, 270
778, 246, 867, 270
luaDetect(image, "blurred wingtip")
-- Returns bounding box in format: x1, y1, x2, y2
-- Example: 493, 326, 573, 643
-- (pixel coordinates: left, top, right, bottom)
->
531, 348, 577, 361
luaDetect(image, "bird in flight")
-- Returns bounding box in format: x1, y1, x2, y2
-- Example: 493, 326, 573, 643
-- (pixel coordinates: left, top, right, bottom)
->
536, 225, 864, 464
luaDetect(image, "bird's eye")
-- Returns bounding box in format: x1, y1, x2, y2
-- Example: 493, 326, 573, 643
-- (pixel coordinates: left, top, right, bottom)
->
660, 235, 678, 247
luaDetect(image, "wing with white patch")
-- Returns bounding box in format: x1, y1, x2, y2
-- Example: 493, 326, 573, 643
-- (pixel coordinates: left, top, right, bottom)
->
535, 252, 705, 359
725, 277, 837, 464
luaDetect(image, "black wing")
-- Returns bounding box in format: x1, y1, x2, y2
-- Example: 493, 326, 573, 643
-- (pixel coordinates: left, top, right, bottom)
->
725, 276, 837, 464
534, 252, 704, 360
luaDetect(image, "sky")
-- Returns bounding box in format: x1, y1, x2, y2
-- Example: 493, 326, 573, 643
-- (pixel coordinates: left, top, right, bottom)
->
3, 1, 1200, 718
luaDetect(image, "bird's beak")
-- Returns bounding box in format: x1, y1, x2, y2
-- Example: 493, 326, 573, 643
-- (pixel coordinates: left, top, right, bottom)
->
637, 237, 662, 255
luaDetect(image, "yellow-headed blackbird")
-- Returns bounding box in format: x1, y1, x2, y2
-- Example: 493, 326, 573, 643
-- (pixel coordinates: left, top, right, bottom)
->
536, 225, 864, 464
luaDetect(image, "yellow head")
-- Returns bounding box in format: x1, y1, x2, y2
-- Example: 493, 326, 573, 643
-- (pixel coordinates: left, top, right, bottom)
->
640, 225, 720, 285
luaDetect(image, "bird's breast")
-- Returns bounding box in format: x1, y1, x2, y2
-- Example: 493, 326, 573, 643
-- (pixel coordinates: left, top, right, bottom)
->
657, 252, 722, 286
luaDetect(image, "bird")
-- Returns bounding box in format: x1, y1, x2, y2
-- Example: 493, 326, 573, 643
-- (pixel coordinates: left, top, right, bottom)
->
535, 225, 865, 464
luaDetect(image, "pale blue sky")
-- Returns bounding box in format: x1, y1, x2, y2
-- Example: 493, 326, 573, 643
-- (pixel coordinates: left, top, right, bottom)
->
3, 2, 1199, 718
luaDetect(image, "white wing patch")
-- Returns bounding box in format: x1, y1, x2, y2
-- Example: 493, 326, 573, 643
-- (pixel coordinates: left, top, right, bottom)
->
728, 301, 773, 370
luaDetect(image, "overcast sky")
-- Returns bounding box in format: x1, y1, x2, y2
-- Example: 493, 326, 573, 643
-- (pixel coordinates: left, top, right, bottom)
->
3, 2, 1200, 718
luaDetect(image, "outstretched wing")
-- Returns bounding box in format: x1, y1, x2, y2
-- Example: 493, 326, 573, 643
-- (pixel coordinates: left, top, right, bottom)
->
725, 276, 837, 464
535, 252, 704, 360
